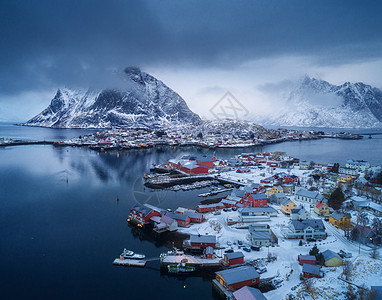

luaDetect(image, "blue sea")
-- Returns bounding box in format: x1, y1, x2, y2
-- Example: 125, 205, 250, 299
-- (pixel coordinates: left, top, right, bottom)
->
0, 123, 381, 299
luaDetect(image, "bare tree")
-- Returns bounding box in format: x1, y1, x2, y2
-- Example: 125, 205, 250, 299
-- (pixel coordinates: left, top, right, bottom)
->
357, 211, 369, 227
342, 260, 353, 280
370, 247, 379, 259
371, 217, 382, 236
345, 284, 357, 300
300, 278, 316, 300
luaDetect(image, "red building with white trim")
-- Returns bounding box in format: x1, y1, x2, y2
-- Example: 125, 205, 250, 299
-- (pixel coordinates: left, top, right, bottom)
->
224, 252, 244, 266
240, 193, 268, 207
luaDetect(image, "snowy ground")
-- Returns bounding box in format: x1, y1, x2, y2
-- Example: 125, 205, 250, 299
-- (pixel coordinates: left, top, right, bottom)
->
176, 163, 381, 299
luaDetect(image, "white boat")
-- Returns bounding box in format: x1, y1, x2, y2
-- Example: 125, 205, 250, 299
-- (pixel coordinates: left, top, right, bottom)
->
120, 248, 145, 260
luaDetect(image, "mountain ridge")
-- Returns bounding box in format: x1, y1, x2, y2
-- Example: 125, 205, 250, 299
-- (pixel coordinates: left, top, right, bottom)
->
22, 67, 201, 129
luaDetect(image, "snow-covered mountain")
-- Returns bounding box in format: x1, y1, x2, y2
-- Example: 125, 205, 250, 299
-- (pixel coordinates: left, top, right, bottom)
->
262, 77, 382, 128
23, 67, 200, 128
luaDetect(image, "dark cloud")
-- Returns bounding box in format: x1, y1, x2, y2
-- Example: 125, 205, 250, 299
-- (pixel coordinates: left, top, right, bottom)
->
0, 0, 381, 94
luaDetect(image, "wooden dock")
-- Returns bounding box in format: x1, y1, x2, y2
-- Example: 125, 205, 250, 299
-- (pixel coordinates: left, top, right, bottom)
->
160, 254, 223, 268
212, 279, 233, 300
112, 258, 147, 267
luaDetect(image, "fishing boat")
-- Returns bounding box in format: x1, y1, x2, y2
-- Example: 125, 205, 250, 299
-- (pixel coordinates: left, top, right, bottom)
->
167, 261, 196, 274
119, 248, 145, 260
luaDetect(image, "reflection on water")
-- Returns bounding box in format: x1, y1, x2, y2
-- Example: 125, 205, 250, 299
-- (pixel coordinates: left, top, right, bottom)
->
1, 125, 382, 299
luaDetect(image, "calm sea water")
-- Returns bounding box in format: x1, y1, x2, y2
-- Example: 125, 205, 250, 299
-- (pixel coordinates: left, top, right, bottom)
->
1, 124, 382, 299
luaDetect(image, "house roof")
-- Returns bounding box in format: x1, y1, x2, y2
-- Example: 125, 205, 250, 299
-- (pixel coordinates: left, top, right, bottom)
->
249, 193, 268, 200
225, 251, 244, 260
184, 212, 203, 220
231, 188, 246, 198
330, 212, 351, 221
298, 255, 316, 261
216, 266, 259, 285
322, 249, 342, 262
296, 189, 322, 199
190, 234, 216, 244
302, 263, 321, 276
251, 231, 272, 240
161, 215, 176, 225
239, 207, 277, 215
270, 192, 288, 199
131, 204, 154, 217
291, 219, 325, 231
232, 286, 267, 300
197, 203, 224, 209
280, 199, 294, 206
165, 211, 189, 222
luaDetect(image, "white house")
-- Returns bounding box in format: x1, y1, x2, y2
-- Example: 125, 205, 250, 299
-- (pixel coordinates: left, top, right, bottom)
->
295, 189, 325, 204
282, 219, 326, 240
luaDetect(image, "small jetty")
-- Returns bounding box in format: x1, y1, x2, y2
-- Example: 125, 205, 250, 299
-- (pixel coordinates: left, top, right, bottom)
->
112, 258, 147, 267
198, 188, 233, 197
160, 254, 223, 269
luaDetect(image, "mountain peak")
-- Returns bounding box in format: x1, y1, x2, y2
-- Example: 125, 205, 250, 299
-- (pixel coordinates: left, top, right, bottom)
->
23, 69, 200, 128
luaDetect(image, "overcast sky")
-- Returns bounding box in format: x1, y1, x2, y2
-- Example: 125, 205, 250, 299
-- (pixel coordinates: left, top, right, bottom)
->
1, 0, 382, 121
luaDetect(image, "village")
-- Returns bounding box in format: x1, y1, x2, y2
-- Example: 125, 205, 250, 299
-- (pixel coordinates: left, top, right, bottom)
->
124, 152, 382, 300
1, 119, 363, 150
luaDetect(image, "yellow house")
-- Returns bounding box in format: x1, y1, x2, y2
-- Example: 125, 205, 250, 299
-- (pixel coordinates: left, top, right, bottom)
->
322, 249, 343, 267
280, 199, 297, 215
329, 212, 351, 229
338, 174, 353, 184
314, 201, 330, 217
266, 185, 284, 196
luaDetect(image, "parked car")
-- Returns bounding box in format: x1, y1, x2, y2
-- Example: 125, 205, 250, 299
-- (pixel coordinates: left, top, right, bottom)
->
251, 245, 261, 251
339, 250, 352, 258
227, 241, 232, 246
232, 207, 237, 211
213, 210, 221, 215
237, 240, 243, 245
243, 247, 251, 252
257, 267, 267, 274
225, 248, 234, 253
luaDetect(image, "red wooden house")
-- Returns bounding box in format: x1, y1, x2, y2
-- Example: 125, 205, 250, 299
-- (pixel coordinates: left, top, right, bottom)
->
224, 252, 244, 266
206, 246, 214, 258
165, 211, 191, 227
190, 234, 216, 249
302, 263, 322, 278
284, 175, 300, 184
128, 204, 161, 226
196, 203, 225, 213
240, 193, 267, 207
298, 255, 316, 265
185, 212, 204, 223
215, 266, 260, 291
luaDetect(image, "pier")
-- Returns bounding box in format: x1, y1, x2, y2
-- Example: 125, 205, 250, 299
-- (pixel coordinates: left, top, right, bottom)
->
160, 254, 223, 269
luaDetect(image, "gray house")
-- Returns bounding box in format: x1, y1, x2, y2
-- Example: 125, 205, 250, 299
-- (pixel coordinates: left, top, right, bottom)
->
295, 189, 325, 204
269, 192, 289, 204
282, 219, 326, 240
290, 206, 311, 220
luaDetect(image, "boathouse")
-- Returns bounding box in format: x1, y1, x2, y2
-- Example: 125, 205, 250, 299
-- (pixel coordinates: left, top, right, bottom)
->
164, 211, 191, 227
298, 255, 316, 265
224, 252, 244, 266
189, 234, 216, 249
215, 266, 260, 291
128, 204, 162, 226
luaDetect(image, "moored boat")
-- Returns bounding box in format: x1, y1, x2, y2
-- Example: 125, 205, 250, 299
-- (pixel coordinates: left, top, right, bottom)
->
119, 248, 145, 260
167, 261, 196, 274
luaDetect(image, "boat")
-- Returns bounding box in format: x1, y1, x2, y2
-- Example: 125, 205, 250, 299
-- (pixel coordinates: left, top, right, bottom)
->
167, 261, 196, 274
119, 248, 146, 260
